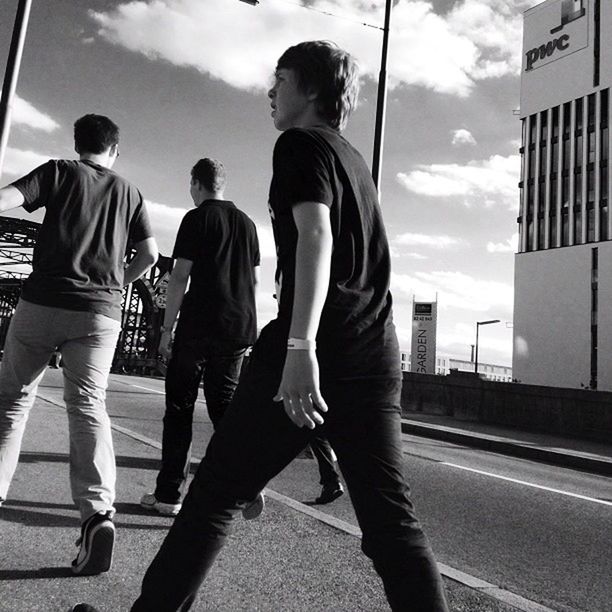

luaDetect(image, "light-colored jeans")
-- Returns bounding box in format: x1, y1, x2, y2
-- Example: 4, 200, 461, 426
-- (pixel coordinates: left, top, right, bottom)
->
0, 299, 120, 522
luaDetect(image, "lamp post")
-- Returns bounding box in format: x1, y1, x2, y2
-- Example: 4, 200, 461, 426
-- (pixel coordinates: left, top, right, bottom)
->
371, 0, 393, 195
474, 319, 500, 374
0, 0, 33, 182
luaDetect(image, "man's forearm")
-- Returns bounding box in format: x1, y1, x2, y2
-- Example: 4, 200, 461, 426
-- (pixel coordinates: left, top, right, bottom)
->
289, 226, 332, 340
162, 274, 189, 330
124, 251, 155, 285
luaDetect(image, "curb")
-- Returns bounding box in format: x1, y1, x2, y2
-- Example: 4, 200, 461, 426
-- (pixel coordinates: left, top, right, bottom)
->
401, 419, 612, 476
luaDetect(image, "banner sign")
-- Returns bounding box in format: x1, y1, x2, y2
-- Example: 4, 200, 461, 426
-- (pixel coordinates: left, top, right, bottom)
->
410, 301, 437, 375
522, 0, 588, 73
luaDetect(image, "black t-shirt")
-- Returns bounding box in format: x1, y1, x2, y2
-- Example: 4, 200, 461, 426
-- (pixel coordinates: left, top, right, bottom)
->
11, 159, 153, 320
268, 126, 400, 380
173, 200, 260, 346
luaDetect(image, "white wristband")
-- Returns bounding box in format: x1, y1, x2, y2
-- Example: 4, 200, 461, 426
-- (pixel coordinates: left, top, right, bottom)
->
287, 337, 315, 350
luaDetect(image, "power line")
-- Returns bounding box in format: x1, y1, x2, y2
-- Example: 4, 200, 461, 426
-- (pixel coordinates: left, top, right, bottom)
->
267, 0, 384, 31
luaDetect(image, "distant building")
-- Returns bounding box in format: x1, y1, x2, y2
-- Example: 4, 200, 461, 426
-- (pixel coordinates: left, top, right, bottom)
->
514, 0, 612, 390
400, 351, 513, 382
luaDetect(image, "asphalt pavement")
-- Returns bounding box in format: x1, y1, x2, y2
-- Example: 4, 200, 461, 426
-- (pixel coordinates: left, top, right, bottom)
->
1, 370, 607, 612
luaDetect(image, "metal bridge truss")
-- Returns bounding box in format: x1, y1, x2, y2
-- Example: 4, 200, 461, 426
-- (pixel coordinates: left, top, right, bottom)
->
0, 217, 172, 375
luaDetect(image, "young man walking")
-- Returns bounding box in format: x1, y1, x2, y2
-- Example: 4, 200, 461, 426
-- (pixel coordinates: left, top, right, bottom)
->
140, 158, 261, 518
76, 41, 449, 611
0, 114, 158, 575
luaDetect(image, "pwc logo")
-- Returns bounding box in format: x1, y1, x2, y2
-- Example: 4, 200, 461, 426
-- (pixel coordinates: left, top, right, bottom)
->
525, 0, 587, 71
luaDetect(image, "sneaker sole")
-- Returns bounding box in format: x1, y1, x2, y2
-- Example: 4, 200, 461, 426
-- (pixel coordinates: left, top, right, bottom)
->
140, 499, 181, 516
242, 493, 265, 520
71, 523, 115, 576
316, 490, 344, 504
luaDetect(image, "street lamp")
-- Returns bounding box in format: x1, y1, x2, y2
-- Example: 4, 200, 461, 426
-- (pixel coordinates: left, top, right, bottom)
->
371, 0, 393, 196
0, 0, 34, 182
474, 319, 500, 375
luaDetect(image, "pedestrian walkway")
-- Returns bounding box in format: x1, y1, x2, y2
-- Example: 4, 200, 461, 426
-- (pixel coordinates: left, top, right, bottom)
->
401, 412, 612, 476
0, 371, 559, 612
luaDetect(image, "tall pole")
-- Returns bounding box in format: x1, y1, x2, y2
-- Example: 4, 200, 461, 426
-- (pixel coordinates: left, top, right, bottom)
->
0, 0, 34, 182
474, 319, 500, 374
371, 0, 393, 196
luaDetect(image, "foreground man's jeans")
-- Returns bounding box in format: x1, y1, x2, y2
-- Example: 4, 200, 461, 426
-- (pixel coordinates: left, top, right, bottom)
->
0, 299, 120, 521
131, 324, 449, 612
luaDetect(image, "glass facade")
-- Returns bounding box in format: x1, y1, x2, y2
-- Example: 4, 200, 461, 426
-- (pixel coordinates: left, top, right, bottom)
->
518, 89, 611, 252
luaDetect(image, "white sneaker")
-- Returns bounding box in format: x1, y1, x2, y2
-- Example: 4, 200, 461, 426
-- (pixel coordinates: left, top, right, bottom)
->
140, 493, 182, 516
242, 491, 265, 520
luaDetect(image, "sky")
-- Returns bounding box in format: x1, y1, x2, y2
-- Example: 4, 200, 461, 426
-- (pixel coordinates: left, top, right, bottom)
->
0, 0, 536, 367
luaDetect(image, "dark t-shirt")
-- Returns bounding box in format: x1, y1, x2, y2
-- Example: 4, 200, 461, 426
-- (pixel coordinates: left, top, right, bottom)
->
11, 159, 153, 320
267, 126, 400, 380
172, 200, 260, 346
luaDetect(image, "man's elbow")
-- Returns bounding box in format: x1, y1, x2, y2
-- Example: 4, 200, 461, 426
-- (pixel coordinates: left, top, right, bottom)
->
147, 243, 159, 267
136, 238, 159, 268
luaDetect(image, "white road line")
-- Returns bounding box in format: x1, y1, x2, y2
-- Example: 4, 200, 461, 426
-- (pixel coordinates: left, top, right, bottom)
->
114, 380, 165, 395
442, 462, 612, 507
34, 393, 556, 612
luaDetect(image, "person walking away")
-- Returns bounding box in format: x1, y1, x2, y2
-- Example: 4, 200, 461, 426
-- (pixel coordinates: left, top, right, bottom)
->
0, 114, 158, 576
140, 158, 261, 519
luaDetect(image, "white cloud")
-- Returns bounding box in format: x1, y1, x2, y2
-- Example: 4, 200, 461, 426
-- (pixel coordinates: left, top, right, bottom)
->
89, 0, 526, 98
5, 94, 60, 132
2, 147, 51, 177
451, 128, 476, 146
487, 232, 518, 253
391, 269, 513, 314
393, 232, 465, 249
390, 248, 428, 260
254, 221, 276, 259
396, 154, 520, 208
145, 200, 187, 254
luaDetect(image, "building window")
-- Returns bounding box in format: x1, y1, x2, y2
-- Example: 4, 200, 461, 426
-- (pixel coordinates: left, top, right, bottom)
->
537, 215, 545, 250
529, 114, 537, 145
527, 219, 534, 251
563, 102, 571, 139
562, 211, 569, 246
540, 111, 548, 177
550, 176, 558, 247
574, 208, 582, 244
587, 205, 595, 242
526, 182, 534, 217
600, 200, 608, 241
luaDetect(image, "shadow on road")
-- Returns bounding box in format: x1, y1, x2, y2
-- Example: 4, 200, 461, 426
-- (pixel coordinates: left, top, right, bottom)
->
0, 567, 74, 580
16, 452, 161, 472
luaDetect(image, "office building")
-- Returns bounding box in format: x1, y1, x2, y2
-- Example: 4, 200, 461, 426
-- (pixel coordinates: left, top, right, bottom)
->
514, 0, 612, 390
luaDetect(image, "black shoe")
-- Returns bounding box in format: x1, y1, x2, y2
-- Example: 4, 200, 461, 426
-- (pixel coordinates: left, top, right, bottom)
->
71, 511, 115, 576
70, 605, 100, 612
315, 482, 344, 504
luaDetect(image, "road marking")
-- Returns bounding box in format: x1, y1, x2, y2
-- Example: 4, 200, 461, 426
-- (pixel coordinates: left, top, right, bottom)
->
34, 390, 557, 612
114, 380, 165, 395
442, 462, 612, 507
113, 379, 207, 406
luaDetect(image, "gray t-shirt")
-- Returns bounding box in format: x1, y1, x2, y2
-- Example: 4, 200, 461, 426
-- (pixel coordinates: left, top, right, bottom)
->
11, 159, 153, 320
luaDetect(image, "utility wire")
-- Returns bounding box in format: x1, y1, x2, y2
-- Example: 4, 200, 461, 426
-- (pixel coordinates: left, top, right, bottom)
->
266, 0, 384, 31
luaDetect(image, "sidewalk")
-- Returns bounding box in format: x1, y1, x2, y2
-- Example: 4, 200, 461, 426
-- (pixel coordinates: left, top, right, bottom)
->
401, 412, 612, 476
0, 373, 557, 612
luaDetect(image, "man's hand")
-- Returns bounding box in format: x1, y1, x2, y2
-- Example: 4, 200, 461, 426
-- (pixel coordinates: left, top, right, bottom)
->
273, 349, 328, 429
158, 329, 173, 360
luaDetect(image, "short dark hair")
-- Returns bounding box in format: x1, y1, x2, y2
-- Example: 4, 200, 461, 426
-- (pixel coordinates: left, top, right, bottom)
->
73, 114, 119, 154
276, 41, 360, 131
191, 158, 226, 192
